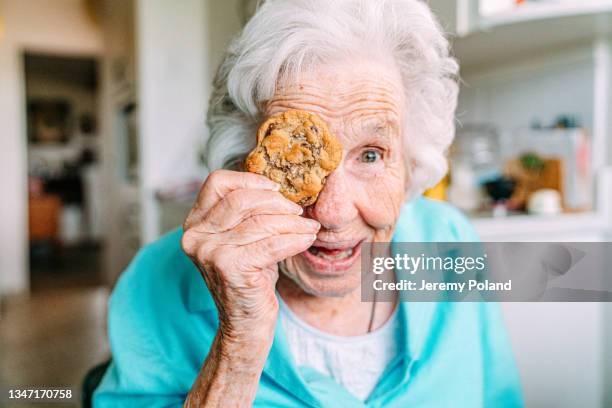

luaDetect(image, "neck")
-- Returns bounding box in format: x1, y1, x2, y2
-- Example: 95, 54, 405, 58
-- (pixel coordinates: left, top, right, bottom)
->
276, 273, 397, 336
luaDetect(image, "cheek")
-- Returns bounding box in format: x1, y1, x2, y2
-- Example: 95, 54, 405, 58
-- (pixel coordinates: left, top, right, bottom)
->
353, 164, 406, 229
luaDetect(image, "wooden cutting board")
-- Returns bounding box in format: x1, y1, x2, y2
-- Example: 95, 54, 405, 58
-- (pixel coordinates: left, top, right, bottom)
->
504, 158, 564, 210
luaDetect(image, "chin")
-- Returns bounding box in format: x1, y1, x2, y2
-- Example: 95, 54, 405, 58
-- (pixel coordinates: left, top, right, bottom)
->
290, 269, 362, 297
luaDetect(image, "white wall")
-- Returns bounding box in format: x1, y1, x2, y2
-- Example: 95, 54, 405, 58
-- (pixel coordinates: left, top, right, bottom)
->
0, 0, 102, 295
92, 0, 143, 284
136, 0, 209, 243
135, 0, 245, 243
207, 0, 242, 72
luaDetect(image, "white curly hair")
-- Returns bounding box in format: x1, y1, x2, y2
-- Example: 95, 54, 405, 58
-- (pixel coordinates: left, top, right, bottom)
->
204, 0, 458, 196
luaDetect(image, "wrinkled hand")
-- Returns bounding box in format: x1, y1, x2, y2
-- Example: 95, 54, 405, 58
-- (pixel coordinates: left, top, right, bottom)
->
181, 169, 319, 348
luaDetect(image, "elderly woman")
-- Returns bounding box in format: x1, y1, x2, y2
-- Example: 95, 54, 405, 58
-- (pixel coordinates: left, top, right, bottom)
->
94, 0, 523, 406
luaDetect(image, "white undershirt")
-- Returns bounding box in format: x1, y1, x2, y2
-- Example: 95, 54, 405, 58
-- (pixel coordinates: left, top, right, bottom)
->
278, 297, 400, 401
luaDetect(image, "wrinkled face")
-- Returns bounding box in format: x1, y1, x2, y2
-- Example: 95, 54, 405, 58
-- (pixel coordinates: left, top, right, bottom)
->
266, 58, 408, 297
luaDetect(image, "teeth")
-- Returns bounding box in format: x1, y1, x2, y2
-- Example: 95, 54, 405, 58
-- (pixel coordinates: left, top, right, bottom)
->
308, 247, 353, 260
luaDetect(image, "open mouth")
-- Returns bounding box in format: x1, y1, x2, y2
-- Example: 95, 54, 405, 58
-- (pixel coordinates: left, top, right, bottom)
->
307, 246, 355, 260
301, 240, 364, 273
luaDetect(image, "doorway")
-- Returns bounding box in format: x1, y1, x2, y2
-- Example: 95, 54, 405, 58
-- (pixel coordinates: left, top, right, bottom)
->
24, 53, 106, 292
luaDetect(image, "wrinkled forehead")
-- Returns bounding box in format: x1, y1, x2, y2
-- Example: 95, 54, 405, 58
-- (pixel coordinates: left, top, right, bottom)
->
265, 58, 405, 135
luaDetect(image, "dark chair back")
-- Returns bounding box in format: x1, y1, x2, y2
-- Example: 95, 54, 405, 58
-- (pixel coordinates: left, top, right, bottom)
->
81, 359, 111, 408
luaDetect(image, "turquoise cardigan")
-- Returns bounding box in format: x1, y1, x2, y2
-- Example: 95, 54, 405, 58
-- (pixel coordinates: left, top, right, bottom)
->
93, 197, 523, 407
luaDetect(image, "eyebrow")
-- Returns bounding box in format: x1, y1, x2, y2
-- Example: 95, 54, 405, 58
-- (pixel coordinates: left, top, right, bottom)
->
361, 117, 399, 136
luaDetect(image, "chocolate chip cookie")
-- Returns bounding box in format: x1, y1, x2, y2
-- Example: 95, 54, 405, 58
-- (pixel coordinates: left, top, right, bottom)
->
245, 110, 343, 206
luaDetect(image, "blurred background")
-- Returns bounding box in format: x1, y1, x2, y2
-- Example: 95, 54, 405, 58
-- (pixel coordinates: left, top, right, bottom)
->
0, 0, 611, 407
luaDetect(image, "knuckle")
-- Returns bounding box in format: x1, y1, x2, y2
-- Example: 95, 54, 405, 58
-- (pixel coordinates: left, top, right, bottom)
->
224, 190, 246, 212
182, 229, 215, 262
196, 240, 216, 265
205, 169, 226, 187
201, 170, 226, 197
180, 230, 198, 256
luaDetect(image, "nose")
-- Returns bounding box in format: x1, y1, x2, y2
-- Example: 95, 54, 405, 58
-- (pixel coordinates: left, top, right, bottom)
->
307, 169, 358, 230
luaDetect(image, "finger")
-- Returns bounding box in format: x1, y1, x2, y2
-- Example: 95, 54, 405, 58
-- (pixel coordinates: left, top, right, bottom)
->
195, 170, 280, 217
237, 233, 317, 270
223, 215, 320, 245
199, 189, 303, 233
189, 215, 319, 268
189, 170, 280, 226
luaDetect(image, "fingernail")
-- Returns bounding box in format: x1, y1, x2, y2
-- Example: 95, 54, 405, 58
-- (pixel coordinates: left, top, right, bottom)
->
299, 234, 313, 242
304, 219, 321, 230
263, 180, 280, 191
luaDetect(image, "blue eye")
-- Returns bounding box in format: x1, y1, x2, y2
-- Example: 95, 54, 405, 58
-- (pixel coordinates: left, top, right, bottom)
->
360, 149, 381, 163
